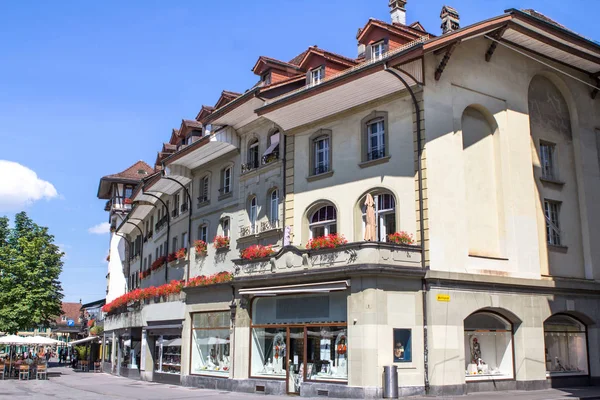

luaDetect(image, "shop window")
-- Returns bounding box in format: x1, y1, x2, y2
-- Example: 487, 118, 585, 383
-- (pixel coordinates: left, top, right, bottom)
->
154, 335, 181, 375
250, 292, 348, 386
309, 205, 337, 239
544, 314, 588, 376
190, 311, 230, 376
361, 192, 396, 242
464, 312, 514, 380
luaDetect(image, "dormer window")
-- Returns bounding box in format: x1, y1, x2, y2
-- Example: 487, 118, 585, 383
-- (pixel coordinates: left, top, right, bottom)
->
367, 39, 389, 61
309, 66, 325, 86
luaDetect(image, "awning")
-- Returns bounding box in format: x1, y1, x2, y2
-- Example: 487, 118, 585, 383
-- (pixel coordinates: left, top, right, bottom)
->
68, 336, 100, 346
238, 280, 350, 296
262, 132, 280, 158
164, 129, 239, 171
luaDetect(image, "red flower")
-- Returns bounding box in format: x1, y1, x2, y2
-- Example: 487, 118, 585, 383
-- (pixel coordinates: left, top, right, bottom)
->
306, 234, 348, 250
194, 240, 208, 256
213, 235, 230, 249
151, 256, 167, 271
240, 245, 275, 260
167, 252, 177, 263
124, 198, 133, 204
175, 248, 186, 260
185, 271, 233, 288
387, 231, 414, 245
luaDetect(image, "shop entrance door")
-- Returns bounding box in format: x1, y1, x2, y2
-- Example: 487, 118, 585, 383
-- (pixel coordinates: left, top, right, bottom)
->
287, 327, 304, 394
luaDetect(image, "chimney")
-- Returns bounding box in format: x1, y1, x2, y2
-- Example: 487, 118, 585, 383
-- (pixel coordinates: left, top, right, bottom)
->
440, 5, 460, 34
389, 0, 407, 25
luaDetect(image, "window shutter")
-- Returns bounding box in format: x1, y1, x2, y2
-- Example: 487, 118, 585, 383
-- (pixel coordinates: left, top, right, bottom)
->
306, 70, 312, 86
383, 38, 389, 53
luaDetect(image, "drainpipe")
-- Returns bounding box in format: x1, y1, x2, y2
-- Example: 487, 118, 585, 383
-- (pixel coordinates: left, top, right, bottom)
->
141, 191, 171, 282
161, 174, 193, 283
281, 133, 286, 237
384, 63, 429, 394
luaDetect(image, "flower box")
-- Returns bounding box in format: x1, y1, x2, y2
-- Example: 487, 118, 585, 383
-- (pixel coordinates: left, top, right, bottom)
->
124, 198, 133, 205
175, 247, 186, 260
213, 235, 230, 250
194, 240, 208, 257
167, 252, 178, 263
240, 245, 275, 260
387, 231, 414, 245
306, 234, 348, 250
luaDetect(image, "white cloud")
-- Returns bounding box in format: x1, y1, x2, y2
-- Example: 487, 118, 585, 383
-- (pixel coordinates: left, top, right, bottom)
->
88, 222, 111, 235
0, 160, 58, 211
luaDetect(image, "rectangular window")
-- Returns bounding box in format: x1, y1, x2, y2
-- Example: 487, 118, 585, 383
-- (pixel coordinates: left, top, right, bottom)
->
164, 241, 168, 256
124, 186, 133, 199
159, 245, 162, 258
172, 237, 178, 252
148, 255, 152, 270
314, 136, 330, 175
155, 248, 159, 260
199, 176, 209, 202
221, 219, 230, 237
367, 119, 385, 160
173, 193, 180, 217
544, 199, 561, 246
540, 142, 557, 180
223, 167, 232, 194
182, 232, 188, 250
190, 311, 230, 376
311, 67, 324, 85
198, 225, 208, 243
372, 41, 385, 60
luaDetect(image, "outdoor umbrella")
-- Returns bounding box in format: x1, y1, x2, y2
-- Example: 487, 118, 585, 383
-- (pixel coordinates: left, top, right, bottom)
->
30, 336, 62, 345
364, 193, 376, 241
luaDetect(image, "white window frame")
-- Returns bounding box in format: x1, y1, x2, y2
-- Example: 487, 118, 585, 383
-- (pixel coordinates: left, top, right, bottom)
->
221, 218, 230, 237
540, 141, 557, 180
198, 225, 208, 243
367, 118, 385, 160
269, 190, 279, 223
172, 236, 178, 252
314, 136, 330, 174
544, 199, 561, 246
248, 139, 259, 168
182, 232, 188, 250
311, 67, 324, 85
362, 193, 396, 242
372, 41, 385, 60
249, 197, 257, 233
309, 206, 337, 239
223, 167, 232, 194
199, 176, 209, 202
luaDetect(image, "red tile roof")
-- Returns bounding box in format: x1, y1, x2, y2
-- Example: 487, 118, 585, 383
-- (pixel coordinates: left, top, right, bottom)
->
288, 50, 308, 66
196, 105, 215, 121
101, 160, 153, 182
297, 46, 359, 69
54, 302, 82, 326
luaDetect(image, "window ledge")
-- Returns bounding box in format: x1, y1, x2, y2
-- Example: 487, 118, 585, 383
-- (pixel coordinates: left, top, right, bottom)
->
241, 159, 282, 179
307, 170, 334, 182
197, 200, 210, 209
548, 244, 568, 253
218, 192, 233, 201
540, 177, 565, 186
359, 156, 391, 169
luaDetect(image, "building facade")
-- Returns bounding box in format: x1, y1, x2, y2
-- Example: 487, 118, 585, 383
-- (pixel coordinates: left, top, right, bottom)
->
97, 2, 600, 397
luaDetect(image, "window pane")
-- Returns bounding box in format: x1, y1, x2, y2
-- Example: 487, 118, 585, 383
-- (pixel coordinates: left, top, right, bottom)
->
251, 327, 287, 378
191, 328, 230, 376
252, 293, 347, 325
306, 326, 348, 382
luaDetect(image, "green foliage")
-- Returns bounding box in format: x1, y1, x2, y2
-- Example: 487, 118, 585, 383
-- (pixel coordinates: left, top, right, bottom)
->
0, 212, 64, 333
89, 325, 103, 336
75, 345, 88, 360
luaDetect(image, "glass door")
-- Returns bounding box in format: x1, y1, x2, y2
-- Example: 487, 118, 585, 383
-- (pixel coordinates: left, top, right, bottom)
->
287, 328, 305, 394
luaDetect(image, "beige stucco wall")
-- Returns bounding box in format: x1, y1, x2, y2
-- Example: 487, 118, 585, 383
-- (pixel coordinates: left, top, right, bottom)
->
423, 36, 600, 280
290, 94, 418, 247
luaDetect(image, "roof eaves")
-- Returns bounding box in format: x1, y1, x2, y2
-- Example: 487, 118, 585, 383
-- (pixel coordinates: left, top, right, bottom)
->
204, 87, 261, 124
161, 134, 212, 166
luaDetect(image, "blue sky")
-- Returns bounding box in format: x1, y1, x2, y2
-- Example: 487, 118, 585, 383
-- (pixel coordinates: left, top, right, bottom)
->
0, 0, 596, 304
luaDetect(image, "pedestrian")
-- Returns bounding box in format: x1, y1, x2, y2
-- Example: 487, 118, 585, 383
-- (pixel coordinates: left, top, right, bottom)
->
45, 350, 51, 364
58, 348, 63, 364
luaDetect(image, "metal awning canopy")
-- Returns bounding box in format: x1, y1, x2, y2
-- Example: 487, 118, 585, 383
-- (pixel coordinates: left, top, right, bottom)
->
68, 336, 99, 346
209, 96, 264, 129
258, 59, 422, 131
238, 280, 350, 296
164, 129, 239, 171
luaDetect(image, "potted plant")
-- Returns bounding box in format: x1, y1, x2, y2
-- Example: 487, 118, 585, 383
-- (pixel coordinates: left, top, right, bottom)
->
213, 235, 230, 250
194, 240, 208, 257
176, 247, 186, 260
387, 231, 414, 245
167, 252, 177, 263
240, 244, 275, 260
306, 234, 348, 250
124, 198, 133, 205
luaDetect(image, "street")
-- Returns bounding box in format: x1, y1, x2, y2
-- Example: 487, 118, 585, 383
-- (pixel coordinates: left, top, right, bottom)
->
3, 364, 600, 400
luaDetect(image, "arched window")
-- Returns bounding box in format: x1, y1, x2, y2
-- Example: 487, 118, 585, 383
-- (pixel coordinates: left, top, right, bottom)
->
309, 205, 337, 238
544, 314, 588, 375
361, 192, 396, 241
248, 138, 259, 170
269, 190, 278, 224
464, 312, 514, 380
249, 197, 257, 234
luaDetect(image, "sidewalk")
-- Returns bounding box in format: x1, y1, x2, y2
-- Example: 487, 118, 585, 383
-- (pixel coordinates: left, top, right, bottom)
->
409, 387, 600, 400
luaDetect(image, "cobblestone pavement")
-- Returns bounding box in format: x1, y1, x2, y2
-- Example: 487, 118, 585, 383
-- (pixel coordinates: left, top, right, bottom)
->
2, 365, 600, 400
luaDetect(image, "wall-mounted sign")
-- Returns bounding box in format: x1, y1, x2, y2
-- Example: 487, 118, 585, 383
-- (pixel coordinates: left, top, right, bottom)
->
436, 294, 451, 302
393, 329, 412, 363
67, 319, 75, 326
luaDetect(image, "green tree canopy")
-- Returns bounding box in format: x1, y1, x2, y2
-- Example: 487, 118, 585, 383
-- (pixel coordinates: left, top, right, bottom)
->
0, 212, 64, 333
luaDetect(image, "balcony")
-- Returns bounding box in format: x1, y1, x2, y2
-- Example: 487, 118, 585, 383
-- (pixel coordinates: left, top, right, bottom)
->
155, 216, 168, 233
260, 219, 279, 232
171, 208, 179, 218
233, 241, 421, 277
241, 160, 260, 174
262, 150, 279, 165
240, 224, 257, 238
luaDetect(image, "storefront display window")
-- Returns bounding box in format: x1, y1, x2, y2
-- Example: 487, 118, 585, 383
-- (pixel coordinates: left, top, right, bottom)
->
121, 337, 140, 370
464, 312, 514, 380
544, 315, 588, 376
251, 292, 348, 392
154, 335, 181, 374
190, 311, 230, 376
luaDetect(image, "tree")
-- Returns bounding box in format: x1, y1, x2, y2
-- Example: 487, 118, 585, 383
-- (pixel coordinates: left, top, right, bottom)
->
0, 212, 64, 333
